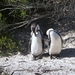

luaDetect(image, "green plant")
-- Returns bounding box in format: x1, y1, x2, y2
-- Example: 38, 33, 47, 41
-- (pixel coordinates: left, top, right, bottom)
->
0, 33, 24, 56
0, 13, 6, 27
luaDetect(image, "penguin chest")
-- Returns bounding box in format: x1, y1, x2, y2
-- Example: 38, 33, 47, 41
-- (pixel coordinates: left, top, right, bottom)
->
49, 32, 62, 55
31, 34, 42, 56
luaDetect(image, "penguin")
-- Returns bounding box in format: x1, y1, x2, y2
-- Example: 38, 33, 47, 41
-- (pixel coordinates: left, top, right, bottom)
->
46, 28, 63, 59
30, 23, 44, 60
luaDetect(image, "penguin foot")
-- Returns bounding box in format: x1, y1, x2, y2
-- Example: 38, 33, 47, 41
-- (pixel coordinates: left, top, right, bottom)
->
56, 54, 60, 59
37, 55, 42, 59
31, 56, 36, 60
31, 54, 43, 60
50, 54, 60, 59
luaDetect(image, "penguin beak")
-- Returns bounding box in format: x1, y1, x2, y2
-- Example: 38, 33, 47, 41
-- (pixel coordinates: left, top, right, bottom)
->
32, 28, 36, 36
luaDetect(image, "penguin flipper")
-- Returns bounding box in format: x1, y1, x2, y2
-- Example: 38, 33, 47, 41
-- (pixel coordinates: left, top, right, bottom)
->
54, 30, 63, 46
39, 29, 44, 50
42, 38, 44, 50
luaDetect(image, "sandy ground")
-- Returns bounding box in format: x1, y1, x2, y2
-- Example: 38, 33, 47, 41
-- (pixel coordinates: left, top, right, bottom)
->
0, 31, 75, 75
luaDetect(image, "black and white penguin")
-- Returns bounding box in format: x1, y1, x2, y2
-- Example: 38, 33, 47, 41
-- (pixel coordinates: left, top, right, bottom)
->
46, 28, 63, 59
30, 23, 44, 60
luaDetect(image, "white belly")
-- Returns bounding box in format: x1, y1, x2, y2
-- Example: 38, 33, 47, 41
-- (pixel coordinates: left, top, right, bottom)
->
49, 31, 62, 55
31, 33, 42, 56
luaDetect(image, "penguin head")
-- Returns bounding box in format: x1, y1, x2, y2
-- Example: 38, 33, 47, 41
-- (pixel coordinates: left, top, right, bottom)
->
46, 28, 54, 36
31, 23, 40, 36
31, 23, 36, 35
46, 28, 54, 40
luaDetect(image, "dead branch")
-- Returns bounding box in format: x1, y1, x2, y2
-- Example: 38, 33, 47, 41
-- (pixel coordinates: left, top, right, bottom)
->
0, 13, 52, 32
0, 3, 50, 12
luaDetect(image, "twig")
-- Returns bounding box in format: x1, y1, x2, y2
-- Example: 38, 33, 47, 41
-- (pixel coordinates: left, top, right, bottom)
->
0, 64, 11, 67
11, 69, 33, 75
0, 3, 51, 12
0, 13, 52, 32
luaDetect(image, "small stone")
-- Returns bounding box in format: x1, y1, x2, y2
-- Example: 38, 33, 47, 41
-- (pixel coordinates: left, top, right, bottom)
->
34, 73, 41, 75
6, 58, 9, 61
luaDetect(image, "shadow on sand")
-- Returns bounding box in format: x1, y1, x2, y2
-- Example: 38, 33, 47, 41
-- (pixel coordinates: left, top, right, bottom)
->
60, 48, 75, 58
42, 48, 75, 58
